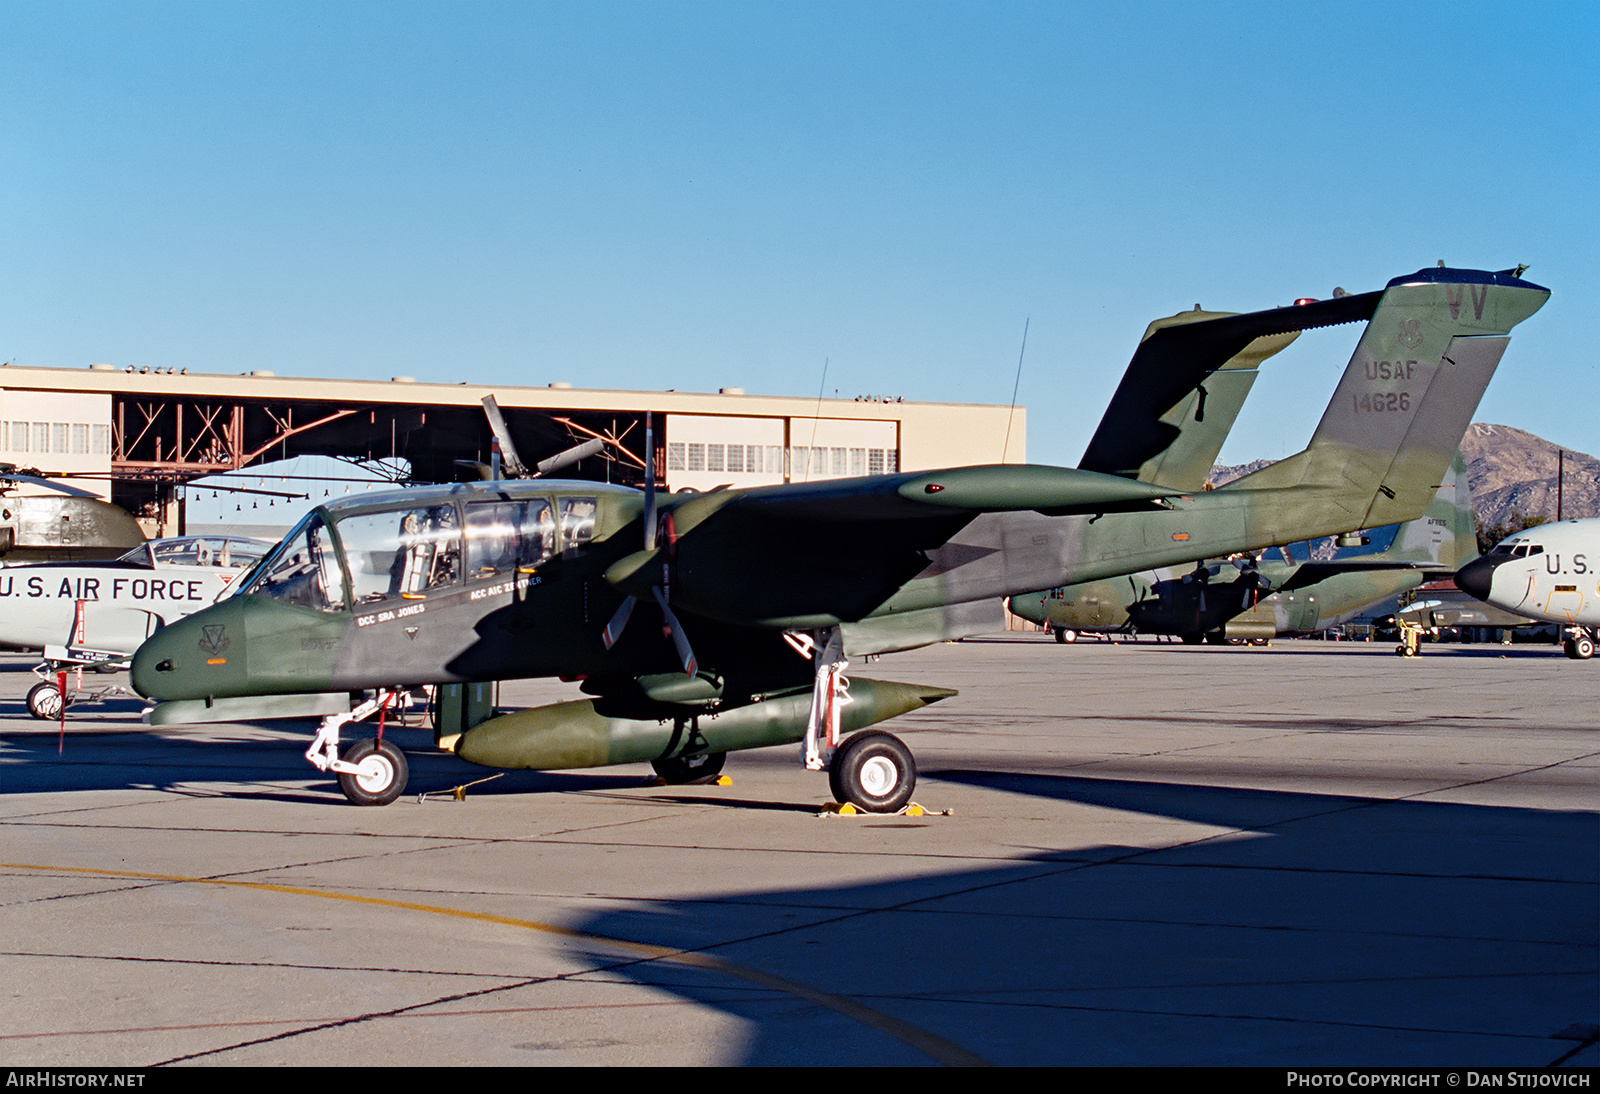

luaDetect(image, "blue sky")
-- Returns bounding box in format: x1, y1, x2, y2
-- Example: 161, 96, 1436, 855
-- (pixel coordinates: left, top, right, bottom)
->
2, 1, 1594, 469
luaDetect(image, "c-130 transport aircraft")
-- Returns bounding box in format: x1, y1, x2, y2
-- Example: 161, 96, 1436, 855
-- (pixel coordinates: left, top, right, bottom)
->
131, 266, 1548, 810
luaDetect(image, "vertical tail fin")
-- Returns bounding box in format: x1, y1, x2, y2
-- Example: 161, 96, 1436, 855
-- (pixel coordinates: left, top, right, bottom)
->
1223, 268, 1549, 533
1364, 450, 1478, 569
1126, 314, 1290, 491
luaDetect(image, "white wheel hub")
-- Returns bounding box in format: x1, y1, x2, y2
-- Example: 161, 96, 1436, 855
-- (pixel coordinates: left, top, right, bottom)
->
858, 755, 899, 798
354, 755, 394, 793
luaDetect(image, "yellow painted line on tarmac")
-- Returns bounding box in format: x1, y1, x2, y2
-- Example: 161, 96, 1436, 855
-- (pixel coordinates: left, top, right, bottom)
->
4, 861, 989, 1067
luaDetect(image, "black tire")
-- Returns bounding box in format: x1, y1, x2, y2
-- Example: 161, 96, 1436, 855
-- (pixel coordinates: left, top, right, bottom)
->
1179, 633, 1203, 646
828, 731, 916, 814
337, 738, 409, 806
1569, 635, 1595, 660
1053, 627, 1066, 643
26, 681, 65, 721
651, 751, 727, 784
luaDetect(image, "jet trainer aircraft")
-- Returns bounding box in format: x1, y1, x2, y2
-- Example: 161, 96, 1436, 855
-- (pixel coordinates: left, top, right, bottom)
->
1010, 453, 1480, 645
0, 535, 271, 717
1456, 518, 1599, 658
130, 266, 1549, 810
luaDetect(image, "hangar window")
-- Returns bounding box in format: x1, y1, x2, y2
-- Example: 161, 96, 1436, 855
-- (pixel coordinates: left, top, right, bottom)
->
667, 443, 686, 471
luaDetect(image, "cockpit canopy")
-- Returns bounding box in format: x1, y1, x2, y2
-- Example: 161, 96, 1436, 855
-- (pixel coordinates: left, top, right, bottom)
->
116, 536, 272, 570
1487, 538, 1544, 558
234, 490, 602, 612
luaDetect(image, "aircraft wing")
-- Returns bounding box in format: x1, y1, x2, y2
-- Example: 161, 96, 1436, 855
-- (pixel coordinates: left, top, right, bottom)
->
727, 464, 1180, 521
1078, 292, 1382, 481
646, 466, 1181, 627
1274, 559, 1439, 592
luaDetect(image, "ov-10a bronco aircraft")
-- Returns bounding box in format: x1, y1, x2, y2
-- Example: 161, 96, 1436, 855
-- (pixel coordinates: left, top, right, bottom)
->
131, 266, 1549, 809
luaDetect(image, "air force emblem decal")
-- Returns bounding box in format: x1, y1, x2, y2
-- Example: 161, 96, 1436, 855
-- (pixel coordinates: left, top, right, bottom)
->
198, 624, 230, 656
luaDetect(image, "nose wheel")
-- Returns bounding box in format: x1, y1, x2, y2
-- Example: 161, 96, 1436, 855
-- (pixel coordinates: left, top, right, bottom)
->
1563, 631, 1595, 660
336, 738, 409, 806
828, 730, 916, 813
26, 681, 66, 720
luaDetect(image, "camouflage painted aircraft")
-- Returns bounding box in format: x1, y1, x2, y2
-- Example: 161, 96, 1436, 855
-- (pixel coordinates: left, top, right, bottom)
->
1010, 453, 1479, 645
129, 266, 1549, 810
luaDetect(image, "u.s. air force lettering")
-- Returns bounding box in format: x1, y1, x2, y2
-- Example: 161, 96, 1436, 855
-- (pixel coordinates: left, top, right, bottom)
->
0, 576, 213, 601
0, 535, 271, 656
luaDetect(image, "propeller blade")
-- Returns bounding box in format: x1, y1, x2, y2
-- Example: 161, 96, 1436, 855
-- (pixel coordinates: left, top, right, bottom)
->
533, 437, 604, 477
480, 395, 529, 478
603, 596, 637, 649
651, 586, 698, 678
0, 473, 97, 498
642, 411, 657, 552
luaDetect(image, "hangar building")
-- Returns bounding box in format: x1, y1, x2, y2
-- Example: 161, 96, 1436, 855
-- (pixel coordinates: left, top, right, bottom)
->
0, 364, 1026, 536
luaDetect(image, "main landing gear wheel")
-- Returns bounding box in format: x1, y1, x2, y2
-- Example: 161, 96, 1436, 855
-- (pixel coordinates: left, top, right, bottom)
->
651, 751, 727, 784
336, 738, 409, 806
1053, 628, 1077, 644
828, 731, 916, 814
1564, 634, 1595, 660
26, 681, 65, 720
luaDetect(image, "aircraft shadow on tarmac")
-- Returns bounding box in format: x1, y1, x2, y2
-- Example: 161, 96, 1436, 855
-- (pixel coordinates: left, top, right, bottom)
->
0, 721, 654, 801
562, 771, 1598, 1066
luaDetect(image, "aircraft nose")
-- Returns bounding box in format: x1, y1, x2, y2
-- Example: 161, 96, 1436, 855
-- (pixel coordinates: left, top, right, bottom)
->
1455, 555, 1503, 602
131, 618, 191, 699
132, 602, 242, 701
